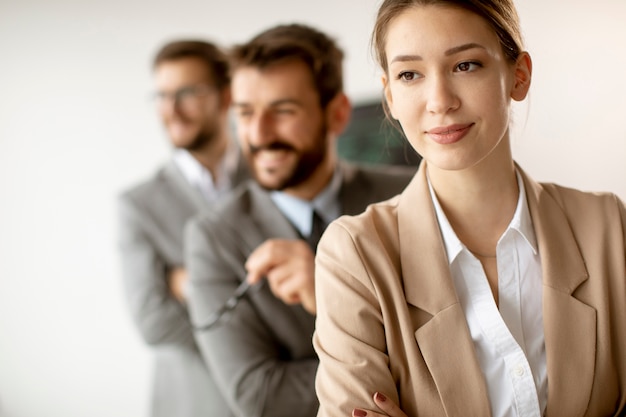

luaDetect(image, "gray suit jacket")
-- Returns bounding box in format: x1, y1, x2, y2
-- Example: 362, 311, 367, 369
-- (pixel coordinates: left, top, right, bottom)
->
185, 161, 416, 417
118, 156, 249, 417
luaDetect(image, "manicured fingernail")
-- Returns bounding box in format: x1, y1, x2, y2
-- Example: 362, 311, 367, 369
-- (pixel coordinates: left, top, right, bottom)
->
353, 409, 368, 417
375, 392, 387, 402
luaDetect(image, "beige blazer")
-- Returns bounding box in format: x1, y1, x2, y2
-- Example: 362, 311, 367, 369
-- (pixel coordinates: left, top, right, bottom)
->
314, 162, 626, 417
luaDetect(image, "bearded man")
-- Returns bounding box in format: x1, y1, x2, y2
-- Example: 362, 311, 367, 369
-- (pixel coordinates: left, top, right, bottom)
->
184, 24, 415, 417
118, 40, 249, 417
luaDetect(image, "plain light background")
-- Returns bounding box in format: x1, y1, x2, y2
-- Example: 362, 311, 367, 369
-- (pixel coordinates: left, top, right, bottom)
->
1, 1, 624, 416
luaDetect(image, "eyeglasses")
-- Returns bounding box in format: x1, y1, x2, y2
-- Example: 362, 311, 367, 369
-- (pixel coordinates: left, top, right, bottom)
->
152, 84, 214, 108
193, 279, 265, 331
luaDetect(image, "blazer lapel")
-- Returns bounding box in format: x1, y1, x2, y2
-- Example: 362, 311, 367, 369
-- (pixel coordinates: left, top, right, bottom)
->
521, 169, 595, 416
245, 182, 302, 252
398, 163, 492, 416
205, 182, 302, 281
231, 147, 251, 186
164, 161, 208, 212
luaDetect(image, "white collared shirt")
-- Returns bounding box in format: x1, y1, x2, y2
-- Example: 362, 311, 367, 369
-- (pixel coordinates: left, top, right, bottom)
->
173, 142, 239, 203
269, 166, 342, 237
428, 172, 547, 417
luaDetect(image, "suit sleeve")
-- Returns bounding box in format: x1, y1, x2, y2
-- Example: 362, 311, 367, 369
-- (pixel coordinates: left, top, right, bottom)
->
185, 215, 319, 417
117, 195, 194, 346
313, 220, 398, 417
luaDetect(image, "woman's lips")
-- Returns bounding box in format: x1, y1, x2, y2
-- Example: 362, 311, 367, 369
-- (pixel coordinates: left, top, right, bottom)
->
426, 123, 474, 145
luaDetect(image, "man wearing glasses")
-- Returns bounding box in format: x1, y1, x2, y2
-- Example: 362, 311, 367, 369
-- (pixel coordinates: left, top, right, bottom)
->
185, 24, 416, 417
117, 40, 249, 417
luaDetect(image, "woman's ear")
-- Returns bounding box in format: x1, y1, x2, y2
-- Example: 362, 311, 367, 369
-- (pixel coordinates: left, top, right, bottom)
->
382, 74, 397, 119
325, 92, 352, 137
511, 52, 532, 102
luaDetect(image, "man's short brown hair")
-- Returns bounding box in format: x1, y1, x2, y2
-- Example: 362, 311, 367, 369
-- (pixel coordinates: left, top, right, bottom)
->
153, 40, 230, 90
229, 24, 344, 108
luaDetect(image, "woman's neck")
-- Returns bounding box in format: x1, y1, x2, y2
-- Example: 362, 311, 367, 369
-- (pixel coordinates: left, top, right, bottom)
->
427, 153, 519, 257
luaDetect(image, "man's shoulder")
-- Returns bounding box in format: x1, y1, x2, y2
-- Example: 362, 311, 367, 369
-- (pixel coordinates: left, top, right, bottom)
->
343, 160, 417, 193
354, 162, 416, 181
119, 164, 173, 204
191, 179, 258, 225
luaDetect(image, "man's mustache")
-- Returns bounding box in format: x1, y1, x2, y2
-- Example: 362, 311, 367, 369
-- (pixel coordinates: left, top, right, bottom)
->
249, 142, 295, 154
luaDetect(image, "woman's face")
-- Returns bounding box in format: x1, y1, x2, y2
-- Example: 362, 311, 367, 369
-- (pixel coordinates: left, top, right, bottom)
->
382, 5, 530, 173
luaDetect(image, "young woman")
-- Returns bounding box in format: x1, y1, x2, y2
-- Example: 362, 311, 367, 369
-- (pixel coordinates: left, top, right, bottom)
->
313, 1, 626, 416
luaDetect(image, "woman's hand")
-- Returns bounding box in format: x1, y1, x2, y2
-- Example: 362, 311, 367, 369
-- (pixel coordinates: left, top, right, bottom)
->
352, 392, 408, 417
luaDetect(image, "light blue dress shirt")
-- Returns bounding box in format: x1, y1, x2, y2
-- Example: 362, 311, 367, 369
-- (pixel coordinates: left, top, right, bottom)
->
269, 166, 342, 237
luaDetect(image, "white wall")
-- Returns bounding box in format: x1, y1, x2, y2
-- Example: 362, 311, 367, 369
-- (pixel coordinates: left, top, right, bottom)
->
0, 1, 624, 416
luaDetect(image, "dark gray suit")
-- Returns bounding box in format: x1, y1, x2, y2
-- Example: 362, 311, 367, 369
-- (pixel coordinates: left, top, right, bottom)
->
185, 161, 416, 417
118, 157, 249, 417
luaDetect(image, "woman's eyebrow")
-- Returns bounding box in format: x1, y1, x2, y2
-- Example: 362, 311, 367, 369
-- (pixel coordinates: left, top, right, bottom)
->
445, 42, 486, 56
390, 42, 487, 64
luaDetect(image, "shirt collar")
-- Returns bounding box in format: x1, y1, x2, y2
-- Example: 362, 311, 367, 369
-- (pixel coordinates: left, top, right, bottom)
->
428, 170, 537, 265
172, 141, 240, 201
508, 171, 538, 254
270, 166, 342, 236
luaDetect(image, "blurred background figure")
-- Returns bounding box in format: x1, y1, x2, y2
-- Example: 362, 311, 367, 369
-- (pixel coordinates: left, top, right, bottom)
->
117, 40, 248, 417
185, 23, 416, 417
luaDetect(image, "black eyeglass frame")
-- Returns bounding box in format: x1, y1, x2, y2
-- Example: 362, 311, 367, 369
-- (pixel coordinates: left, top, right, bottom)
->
150, 84, 215, 106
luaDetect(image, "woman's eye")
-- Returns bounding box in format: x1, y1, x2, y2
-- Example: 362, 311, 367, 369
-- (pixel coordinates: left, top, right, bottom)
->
398, 71, 420, 81
456, 61, 481, 72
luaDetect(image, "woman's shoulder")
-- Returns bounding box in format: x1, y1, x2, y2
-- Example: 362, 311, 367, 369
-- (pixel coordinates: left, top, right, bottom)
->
320, 195, 403, 260
318, 195, 404, 288
539, 181, 624, 216
536, 181, 626, 244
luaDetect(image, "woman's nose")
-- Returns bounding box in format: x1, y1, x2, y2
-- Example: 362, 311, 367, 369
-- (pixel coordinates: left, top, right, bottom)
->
425, 75, 460, 114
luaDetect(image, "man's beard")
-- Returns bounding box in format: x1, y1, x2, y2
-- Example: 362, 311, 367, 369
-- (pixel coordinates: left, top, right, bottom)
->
249, 127, 327, 191
182, 127, 217, 152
